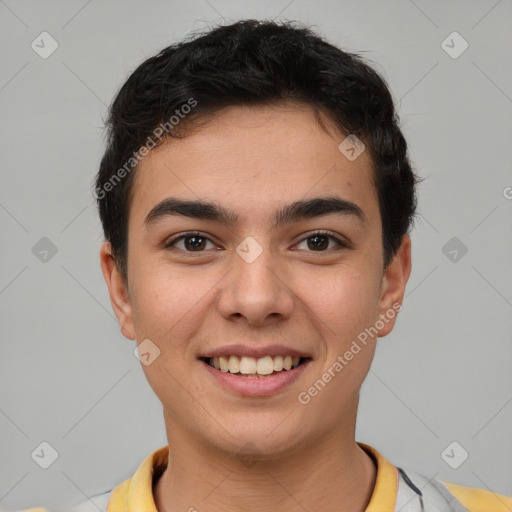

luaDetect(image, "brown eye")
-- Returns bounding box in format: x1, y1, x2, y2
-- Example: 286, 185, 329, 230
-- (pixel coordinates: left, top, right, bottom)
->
307, 235, 330, 251
164, 232, 216, 252
295, 231, 348, 252
183, 235, 207, 251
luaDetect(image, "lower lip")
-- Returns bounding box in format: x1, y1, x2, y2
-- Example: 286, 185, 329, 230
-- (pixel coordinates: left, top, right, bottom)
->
200, 359, 312, 396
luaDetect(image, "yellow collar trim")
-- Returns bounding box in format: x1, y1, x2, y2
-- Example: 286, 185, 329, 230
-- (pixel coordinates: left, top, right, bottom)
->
107, 442, 398, 512
358, 442, 399, 512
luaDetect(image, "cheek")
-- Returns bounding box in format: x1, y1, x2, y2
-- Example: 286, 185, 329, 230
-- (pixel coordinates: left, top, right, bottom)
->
129, 264, 222, 358
304, 266, 382, 339
129, 270, 206, 414
129, 266, 189, 333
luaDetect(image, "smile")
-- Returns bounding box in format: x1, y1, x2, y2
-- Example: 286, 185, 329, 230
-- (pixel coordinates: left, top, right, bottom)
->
205, 355, 306, 378
200, 354, 312, 396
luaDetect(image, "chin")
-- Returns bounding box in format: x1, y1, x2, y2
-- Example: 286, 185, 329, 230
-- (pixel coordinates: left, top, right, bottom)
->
204, 419, 310, 461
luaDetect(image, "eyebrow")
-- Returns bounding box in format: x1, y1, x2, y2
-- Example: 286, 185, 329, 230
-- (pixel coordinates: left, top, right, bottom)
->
144, 196, 367, 228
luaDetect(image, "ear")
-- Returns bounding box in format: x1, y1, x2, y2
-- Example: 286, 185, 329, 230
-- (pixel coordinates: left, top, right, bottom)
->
377, 234, 412, 338
99, 241, 136, 340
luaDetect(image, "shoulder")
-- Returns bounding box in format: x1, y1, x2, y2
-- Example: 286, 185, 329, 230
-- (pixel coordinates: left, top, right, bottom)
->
7, 492, 112, 512
68, 490, 112, 512
398, 466, 512, 512
443, 481, 512, 512
10, 509, 51, 512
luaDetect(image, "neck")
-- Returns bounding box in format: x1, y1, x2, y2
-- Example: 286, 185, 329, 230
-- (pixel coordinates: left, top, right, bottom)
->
154, 420, 377, 512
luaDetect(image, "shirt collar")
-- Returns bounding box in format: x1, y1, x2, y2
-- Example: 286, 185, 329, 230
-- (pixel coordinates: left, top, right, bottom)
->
358, 442, 399, 512
107, 442, 398, 512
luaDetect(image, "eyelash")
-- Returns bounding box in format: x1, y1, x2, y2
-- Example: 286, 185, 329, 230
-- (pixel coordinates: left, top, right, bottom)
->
163, 230, 349, 253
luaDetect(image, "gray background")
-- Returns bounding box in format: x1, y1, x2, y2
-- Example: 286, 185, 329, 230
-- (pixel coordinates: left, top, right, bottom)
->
1, 0, 511, 510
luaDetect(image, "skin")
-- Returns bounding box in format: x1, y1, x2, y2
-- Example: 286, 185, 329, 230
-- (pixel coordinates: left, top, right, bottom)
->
100, 102, 412, 512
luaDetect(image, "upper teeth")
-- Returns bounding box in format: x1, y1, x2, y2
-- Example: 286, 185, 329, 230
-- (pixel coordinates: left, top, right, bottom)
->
210, 355, 301, 375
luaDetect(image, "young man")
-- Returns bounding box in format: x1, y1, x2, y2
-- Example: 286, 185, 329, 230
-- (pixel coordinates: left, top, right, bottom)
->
64, 19, 510, 512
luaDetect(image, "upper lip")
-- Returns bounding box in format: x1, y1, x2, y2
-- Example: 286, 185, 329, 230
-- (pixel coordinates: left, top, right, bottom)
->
199, 344, 312, 359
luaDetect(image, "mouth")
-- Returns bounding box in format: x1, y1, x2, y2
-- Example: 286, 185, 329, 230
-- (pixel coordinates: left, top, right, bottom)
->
199, 355, 312, 378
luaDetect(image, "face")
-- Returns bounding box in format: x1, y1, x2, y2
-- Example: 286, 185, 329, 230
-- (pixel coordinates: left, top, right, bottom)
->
101, 103, 411, 458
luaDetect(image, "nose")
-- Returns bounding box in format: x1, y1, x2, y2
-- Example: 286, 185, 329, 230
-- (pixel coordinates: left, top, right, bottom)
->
216, 241, 294, 327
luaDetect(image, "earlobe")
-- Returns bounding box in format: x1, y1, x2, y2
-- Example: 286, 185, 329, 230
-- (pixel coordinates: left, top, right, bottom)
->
377, 234, 412, 338
99, 242, 136, 340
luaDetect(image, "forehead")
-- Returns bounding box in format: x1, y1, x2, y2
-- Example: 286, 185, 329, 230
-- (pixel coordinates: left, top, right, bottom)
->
129, 103, 379, 228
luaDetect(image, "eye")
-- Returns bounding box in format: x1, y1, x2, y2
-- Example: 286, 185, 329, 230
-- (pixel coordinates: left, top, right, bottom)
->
294, 231, 349, 252
164, 232, 218, 252
163, 230, 349, 254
